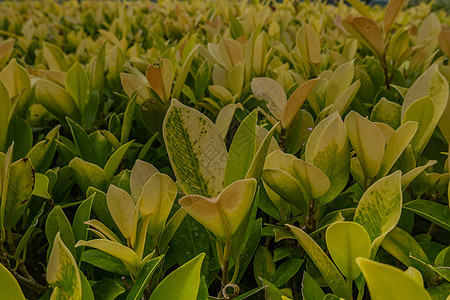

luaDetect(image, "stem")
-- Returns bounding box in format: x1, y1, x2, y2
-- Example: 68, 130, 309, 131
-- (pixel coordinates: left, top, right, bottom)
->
381, 53, 391, 90
221, 241, 231, 287
346, 277, 353, 298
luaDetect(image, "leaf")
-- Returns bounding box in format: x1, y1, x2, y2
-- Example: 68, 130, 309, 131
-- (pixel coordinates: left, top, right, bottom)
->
66, 118, 99, 165
104, 140, 133, 182
107, 185, 135, 239
149, 253, 205, 300
273, 259, 303, 287
0, 144, 13, 235
26, 125, 60, 173
215, 104, 241, 140
356, 257, 432, 300
15, 203, 45, 260
75, 239, 139, 275
130, 159, 159, 201
401, 65, 449, 156
159, 208, 187, 253
0, 78, 10, 152
370, 98, 402, 129
69, 158, 107, 193
346, 0, 373, 18
292, 159, 330, 200
296, 24, 321, 64
284, 109, 314, 154
438, 26, 450, 57
342, 17, 385, 56
140, 173, 177, 236
326, 60, 354, 108
286, 225, 351, 299
66, 62, 88, 114
145, 59, 173, 103
254, 246, 276, 284
377, 121, 418, 178
0, 57, 31, 115
345, 111, 385, 180
281, 79, 318, 129
81, 250, 129, 276
401, 160, 436, 190
381, 227, 436, 279
403, 200, 450, 232
301, 272, 325, 300
84, 219, 120, 243
179, 179, 257, 241
126, 256, 163, 300
329, 80, 360, 115
163, 99, 227, 197
224, 109, 257, 187
384, 0, 407, 33
33, 173, 51, 199
172, 45, 199, 99
354, 171, 402, 252
46, 206, 76, 259
305, 112, 350, 206
92, 278, 126, 300
6, 115, 33, 161
36, 79, 81, 123
246, 124, 278, 182
237, 218, 263, 282
121, 93, 137, 145
325, 221, 371, 279
3, 157, 35, 230
262, 168, 308, 216
72, 195, 94, 262
43, 42, 67, 71
0, 262, 25, 299
251, 78, 287, 120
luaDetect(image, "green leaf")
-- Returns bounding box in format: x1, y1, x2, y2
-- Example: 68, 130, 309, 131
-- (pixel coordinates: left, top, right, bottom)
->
0, 58, 31, 116
15, 203, 45, 260
163, 99, 227, 197
69, 158, 107, 193
121, 93, 137, 145
0, 78, 10, 152
402, 65, 449, 156
224, 109, 257, 186
262, 168, 308, 216
46, 206, 76, 259
86, 188, 117, 232
81, 250, 129, 276
26, 125, 60, 173
286, 225, 351, 299
3, 157, 35, 230
149, 253, 205, 300
357, 257, 432, 300
66, 62, 88, 114
403, 200, 450, 232
66, 118, 100, 165
179, 178, 257, 241
377, 121, 418, 178
75, 239, 139, 276
345, 111, 385, 180
292, 159, 330, 200
47, 232, 82, 300
370, 98, 402, 129
6, 115, 33, 161
237, 218, 262, 282
72, 195, 94, 262
91, 43, 106, 92
36, 79, 81, 124
326, 61, 354, 107
284, 109, 314, 154
159, 208, 187, 254
325, 221, 371, 280
254, 246, 276, 284
301, 272, 325, 300
92, 278, 126, 300
251, 77, 287, 120
33, 173, 51, 199
0, 144, 13, 238
172, 45, 199, 100
246, 124, 278, 182
0, 260, 25, 299
354, 171, 402, 252
126, 256, 163, 300
305, 112, 350, 206
107, 185, 135, 239
43, 42, 67, 71
273, 258, 303, 287
140, 173, 177, 236
381, 227, 436, 279
104, 140, 133, 182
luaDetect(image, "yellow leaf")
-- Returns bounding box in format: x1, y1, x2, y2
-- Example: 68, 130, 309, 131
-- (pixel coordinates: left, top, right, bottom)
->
343, 17, 385, 57
179, 178, 257, 241
384, 0, 407, 34
219, 38, 244, 71
145, 58, 173, 103
296, 24, 321, 64
107, 185, 135, 239
281, 79, 318, 129
438, 26, 450, 57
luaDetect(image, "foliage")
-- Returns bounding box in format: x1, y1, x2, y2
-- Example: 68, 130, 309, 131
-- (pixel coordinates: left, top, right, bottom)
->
0, 0, 449, 299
